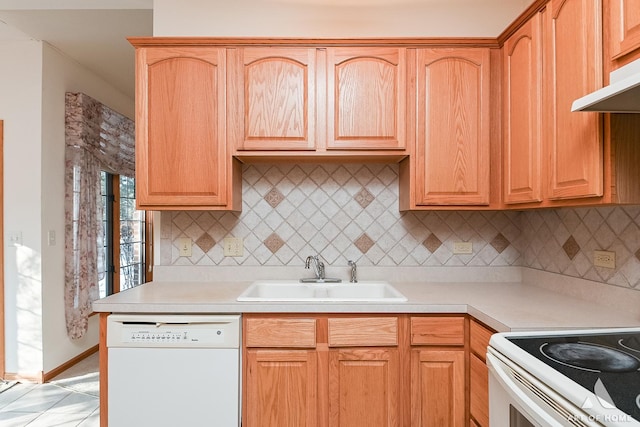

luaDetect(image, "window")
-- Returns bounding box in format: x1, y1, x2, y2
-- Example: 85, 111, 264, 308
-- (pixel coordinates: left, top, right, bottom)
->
99, 172, 149, 298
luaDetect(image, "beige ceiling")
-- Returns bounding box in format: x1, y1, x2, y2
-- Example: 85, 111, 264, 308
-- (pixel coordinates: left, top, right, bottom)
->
0, 0, 153, 99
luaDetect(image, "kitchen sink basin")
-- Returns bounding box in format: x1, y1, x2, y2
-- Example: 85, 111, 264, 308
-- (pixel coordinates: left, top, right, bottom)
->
236, 280, 407, 302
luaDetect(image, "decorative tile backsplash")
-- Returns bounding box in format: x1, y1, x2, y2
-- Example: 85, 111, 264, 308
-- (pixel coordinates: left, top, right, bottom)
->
160, 164, 521, 268
159, 164, 640, 290
520, 206, 640, 289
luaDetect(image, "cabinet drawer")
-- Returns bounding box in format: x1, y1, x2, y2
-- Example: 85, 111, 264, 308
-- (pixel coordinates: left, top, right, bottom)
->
328, 317, 398, 347
245, 318, 316, 348
411, 316, 465, 346
470, 320, 494, 360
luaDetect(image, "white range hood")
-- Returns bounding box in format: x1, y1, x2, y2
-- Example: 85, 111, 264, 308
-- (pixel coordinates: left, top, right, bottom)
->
572, 58, 640, 112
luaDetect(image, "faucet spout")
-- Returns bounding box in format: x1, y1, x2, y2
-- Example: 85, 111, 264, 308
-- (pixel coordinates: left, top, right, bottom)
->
305, 255, 325, 280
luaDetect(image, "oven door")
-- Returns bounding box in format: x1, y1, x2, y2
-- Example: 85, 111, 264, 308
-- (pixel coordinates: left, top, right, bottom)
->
487, 348, 603, 427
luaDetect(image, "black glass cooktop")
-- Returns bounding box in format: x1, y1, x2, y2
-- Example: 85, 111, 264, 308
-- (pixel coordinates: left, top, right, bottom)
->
509, 331, 640, 422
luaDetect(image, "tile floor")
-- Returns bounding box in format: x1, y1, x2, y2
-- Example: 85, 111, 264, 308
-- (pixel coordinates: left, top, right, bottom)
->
0, 353, 99, 426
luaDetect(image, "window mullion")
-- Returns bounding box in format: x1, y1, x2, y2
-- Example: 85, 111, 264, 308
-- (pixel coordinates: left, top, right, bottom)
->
111, 174, 121, 294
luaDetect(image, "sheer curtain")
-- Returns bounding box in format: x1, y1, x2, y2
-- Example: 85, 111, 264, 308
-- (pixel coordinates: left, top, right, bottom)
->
64, 92, 135, 339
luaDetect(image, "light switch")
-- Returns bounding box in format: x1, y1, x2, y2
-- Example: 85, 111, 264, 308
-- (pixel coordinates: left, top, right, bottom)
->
8, 231, 23, 247
178, 237, 192, 257
48, 230, 56, 246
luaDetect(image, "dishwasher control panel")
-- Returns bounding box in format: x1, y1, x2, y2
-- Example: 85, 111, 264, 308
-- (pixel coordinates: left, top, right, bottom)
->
107, 314, 241, 349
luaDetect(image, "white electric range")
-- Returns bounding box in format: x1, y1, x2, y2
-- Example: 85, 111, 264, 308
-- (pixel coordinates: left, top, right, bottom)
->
488, 328, 640, 427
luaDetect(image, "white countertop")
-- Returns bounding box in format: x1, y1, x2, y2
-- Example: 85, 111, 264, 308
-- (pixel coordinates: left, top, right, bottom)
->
92, 280, 640, 332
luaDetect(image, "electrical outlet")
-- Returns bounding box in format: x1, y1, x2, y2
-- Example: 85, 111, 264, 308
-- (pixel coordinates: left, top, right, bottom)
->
453, 242, 473, 254
594, 250, 615, 269
224, 237, 244, 257
178, 237, 192, 257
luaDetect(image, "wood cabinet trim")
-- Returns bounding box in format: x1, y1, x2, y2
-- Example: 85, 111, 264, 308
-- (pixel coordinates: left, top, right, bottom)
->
129, 37, 500, 48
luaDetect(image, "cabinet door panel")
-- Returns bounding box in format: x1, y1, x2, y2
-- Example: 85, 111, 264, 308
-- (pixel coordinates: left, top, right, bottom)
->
327, 48, 406, 150
137, 47, 229, 207
544, 0, 603, 200
503, 15, 543, 204
610, 0, 640, 60
245, 349, 317, 427
328, 348, 400, 427
233, 48, 317, 150
415, 48, 491, 205
411, 349, 465, 427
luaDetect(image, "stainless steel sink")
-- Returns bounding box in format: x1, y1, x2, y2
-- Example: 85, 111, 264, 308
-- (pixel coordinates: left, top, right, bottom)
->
236, 280, 407, 302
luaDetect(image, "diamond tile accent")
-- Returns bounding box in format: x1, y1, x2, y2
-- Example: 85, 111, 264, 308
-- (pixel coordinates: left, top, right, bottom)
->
195, 233, 215, 253
355, 233, 375, 254
490, 233, 510, 254
264, 187, 285, 208
354, 187, 375, 209
562, 235, 580, 260
423, 233, 442, 253
264, 233, 285, 254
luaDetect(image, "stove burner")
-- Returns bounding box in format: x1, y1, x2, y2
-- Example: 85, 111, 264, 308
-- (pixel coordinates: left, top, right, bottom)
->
620, 336, 640, 353
541, 342, 640, 373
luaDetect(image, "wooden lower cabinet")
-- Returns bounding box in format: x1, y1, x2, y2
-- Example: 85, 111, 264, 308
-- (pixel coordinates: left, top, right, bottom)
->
243, 314, 484, 427
410, 348, 465, 427
245, 349, 318, 427
328, 348, 400, 427
469, 319, 495, 427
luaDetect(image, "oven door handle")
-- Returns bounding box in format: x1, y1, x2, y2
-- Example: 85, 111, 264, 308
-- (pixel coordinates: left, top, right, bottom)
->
487, 350, 601, 427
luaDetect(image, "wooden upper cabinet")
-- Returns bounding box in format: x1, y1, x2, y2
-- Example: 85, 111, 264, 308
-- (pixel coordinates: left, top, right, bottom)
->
543, 0, 603, 201
503, 14, 543, 205
134, 45, 240, 210
414, 48, 491, 206
609, 0, 640, 62
326, 47, 407, 150
230, 48, 318, 150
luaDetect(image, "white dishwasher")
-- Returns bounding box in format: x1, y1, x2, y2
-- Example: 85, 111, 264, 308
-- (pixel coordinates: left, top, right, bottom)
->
107, 314, 241, 427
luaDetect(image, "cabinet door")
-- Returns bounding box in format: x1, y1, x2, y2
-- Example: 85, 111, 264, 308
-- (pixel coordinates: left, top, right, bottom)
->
411, 349, 465, 427
327, 47, 407, 150
328, 348, 400, 427
543, 0, 603, 200
503, 15, 543, 205
469, 320, 493, 427
415, 48, 491, 205
135, 46, 232, 208
470, 353, 489, 427
245, 349, 318, 427
230, 48, 318, 150
609, 0, 640, 60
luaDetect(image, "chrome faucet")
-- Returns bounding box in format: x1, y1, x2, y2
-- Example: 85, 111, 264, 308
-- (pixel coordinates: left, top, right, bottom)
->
305, 255, 325, 280
347, 260, 357, 283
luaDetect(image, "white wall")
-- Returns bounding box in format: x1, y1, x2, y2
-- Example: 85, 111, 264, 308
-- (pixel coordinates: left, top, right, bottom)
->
0, 39, 45, 376
153, 0, 530, 37
40, 43, 133, 373
1, 37, 133, 375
